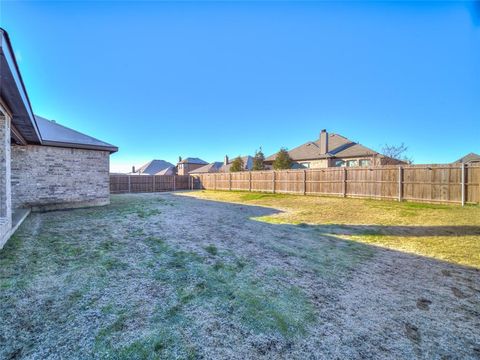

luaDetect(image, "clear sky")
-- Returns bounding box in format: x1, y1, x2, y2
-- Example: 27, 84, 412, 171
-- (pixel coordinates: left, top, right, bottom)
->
1, 1, 479, 172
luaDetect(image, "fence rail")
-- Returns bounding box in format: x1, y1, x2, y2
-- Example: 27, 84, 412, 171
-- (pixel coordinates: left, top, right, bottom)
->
192, 164, 480, 205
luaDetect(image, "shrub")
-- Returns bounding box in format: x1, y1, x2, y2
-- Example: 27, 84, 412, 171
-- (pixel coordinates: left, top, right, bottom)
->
252, 148, 265, 171
230, 156, 244, 172
273, 148, 292, 170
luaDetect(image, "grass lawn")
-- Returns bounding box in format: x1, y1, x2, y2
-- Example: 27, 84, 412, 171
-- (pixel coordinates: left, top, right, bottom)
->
182, 191, 480, 268
1, 192, 479, 359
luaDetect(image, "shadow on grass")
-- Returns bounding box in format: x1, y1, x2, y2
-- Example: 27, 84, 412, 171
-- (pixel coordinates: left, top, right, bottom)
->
172, 192, 480, 270
1, 192, 479, 359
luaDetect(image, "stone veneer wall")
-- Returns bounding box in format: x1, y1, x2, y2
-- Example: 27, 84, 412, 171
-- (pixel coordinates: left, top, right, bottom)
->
0, 112, 12, 248
11, 145, 110, 211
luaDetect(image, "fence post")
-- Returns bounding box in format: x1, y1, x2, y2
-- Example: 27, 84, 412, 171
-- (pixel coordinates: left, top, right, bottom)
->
461, 163, 466, 206
303, 169, 306, 195
173, 176, 176, 191
128, 175, 131, 193
229, 173, 232, 191
398, 166, 403, 202
343, 168, 347, 197
152, 175, 156, 193
272, 171, 276, 194
249, 171, 252, 192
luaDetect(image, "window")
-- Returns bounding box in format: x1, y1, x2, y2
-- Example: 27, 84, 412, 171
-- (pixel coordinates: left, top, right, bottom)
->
359, 159, 371, 167
334, 160, 345, 167
347, 160, 358, 167
301, 162, 310, 168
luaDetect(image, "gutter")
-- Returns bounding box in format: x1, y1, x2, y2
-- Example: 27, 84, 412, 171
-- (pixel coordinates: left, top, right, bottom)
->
40, 140, 118, 153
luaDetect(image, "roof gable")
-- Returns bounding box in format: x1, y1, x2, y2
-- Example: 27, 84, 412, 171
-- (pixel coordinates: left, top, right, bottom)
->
266, 132, 378, 161
137, 159, 174, 175
455, 152, 480, 163
179, 157, 208, 165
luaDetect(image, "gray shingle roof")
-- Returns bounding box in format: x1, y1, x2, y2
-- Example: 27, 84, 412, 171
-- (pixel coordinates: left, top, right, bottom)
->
155, 166, 176, 175
178, 157, 208, 165
455, 152, 480, 164
136, 160, 174, 175
189, 162, 223, 174
35, 115, 118, 153
220, 156, 253, 172
265, 132, 378, 162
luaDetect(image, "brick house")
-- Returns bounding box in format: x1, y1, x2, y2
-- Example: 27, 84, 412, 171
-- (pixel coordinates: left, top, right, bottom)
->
1, 28, 117, 247
265, 129, 404, 169
189, 155, 254, 174
177, 157, 208, 175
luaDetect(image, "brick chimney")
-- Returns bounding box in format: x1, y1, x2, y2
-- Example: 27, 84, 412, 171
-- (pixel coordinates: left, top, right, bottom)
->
320, 129, 328, 154
224, 155, 229, 165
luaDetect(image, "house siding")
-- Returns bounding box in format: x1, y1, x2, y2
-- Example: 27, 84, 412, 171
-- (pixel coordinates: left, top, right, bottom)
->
11, 145, 110, 211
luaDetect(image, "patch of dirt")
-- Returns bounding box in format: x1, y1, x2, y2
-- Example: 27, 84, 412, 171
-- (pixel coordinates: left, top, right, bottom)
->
416, 298, 432, 310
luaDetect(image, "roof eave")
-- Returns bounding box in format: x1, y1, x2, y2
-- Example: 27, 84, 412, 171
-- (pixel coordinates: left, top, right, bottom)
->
0, 28, 41, 143
40, 139, 118, 153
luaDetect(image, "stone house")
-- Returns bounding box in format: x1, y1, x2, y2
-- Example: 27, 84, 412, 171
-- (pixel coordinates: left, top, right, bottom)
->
1, 28, 117, 248
265, 129, 404, 169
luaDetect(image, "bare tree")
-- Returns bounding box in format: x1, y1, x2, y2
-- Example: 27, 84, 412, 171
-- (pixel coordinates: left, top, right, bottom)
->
381, 143, 413, 164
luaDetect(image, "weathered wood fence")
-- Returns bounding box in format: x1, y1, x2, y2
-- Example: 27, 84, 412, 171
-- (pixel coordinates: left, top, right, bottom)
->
193, 164, 480, 205
110, 175, 194, 194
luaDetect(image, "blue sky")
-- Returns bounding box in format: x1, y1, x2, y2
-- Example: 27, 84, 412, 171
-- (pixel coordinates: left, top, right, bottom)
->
1, 1, 479, 172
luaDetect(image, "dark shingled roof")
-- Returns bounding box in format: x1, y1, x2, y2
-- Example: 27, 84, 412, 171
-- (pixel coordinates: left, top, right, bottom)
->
136, 160, 175, 175
35, 115, 118, 153
455, 152, 480, 164
178, 157, 208, 165
220, 156, 253, 172
265, 132, 378, 162
189, 162, 223, 174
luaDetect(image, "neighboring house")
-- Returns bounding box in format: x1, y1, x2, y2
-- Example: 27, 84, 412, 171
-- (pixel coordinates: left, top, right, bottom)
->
132, 159, 174, 175
189, 162, 223, 174
190, 156, 254, 174
1, 28, 117, 247
155, 166, 176, 176
454, 153, 480, 164
220, 155, 254, 172
177, 157, 208, 175
265, 129, 404, 169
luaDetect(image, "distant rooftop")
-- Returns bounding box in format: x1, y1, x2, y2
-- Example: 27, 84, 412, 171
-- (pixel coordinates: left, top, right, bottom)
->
189, 162, 223, 174
178, 157, 208, 165
455, 152, 480, 164
136, 160, 174, 175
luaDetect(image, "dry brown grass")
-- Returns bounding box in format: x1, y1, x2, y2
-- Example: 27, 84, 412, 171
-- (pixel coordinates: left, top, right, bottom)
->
182, 191, 480, 268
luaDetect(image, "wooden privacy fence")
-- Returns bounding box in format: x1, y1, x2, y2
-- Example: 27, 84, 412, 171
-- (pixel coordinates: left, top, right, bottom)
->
193, 164, 480, 205
110, 175, 195, 194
